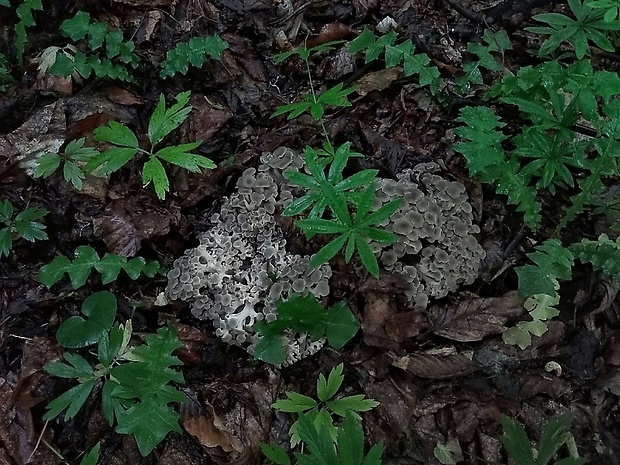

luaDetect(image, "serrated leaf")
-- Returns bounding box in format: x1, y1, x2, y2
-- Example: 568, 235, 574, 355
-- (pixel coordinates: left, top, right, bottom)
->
79, 443, 101, 465
44, 353, 94, 379
44, 379, 96, 421
500, 415, 536, 465
115, 399, 181, 456
148, 91, 192, 147
273, 392, 318, 413
56, 291, 117, 348
34, 153, 61, 178
0, 227, 13, 257
327, 395, 379, 417
142, 156, 170, 199
160, 35, 228, 78
94, 121, 139, 149
155, 144, 215, 172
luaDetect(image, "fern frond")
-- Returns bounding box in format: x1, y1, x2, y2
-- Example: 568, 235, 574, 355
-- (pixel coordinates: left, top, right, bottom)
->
570, 233, 620, 286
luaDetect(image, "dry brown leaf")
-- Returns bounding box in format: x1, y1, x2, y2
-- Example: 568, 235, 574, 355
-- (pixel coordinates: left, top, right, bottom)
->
428, 292, 525, 342
355, 68, 401, 96
93, 194, 180, 256
390, 352, 478, 379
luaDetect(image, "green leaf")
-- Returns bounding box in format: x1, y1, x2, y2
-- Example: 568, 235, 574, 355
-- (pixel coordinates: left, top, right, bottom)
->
60, 11, 91, 41
273, 392, 318, 413
309, 234, 348, 268
254, 334, 286, 366
44, 379, 96, 421
94, 121, 139, 148
34, 153, 61, 178
142, 156, 170, 199
160, 35, 228, 78
260, 443, 291, 465
0, 227, 11, 257
537, 414, 576, 465
337, 412, 365, 465
63, 160, 86, 190
500, 415, 536, 465
148, 91, 192, 147
516, 239, 574, 297
327, 395, 379, 417
325, 301, 360, 349
317, 363, 344, 402
115, 399, 182, 456
154, 144, 215, 172
13, 206, 48, 242
0, 200, 13, 223
79, 443, 101, 465
44, 353, 94, 379
56, 291, 117, 348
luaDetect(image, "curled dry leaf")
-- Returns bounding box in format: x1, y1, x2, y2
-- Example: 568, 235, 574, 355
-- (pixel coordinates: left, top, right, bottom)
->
428, 291, 525, 342
390, 351, 478, 379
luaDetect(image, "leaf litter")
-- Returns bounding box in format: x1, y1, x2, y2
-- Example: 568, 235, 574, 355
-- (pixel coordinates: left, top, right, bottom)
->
0, 0, 618, 463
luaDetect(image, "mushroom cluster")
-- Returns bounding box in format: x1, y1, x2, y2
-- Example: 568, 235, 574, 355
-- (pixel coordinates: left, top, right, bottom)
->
166, 147, 331, 364
371, 162, 485, 307
167, 149, 485, 364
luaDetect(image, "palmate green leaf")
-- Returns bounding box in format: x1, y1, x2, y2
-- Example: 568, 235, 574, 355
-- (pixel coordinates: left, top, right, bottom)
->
317, 364, 344, 402
44, 378, 97, 421
296, 412, 338, 465
142, 156, 169, 200
56, 291, 117, 348
115, 399, 182, 456
296, 218, 349, 234
148, 91, 193, 147
537, 414, 577, 465
34, 153, 61, 178
14, 206, 48, 242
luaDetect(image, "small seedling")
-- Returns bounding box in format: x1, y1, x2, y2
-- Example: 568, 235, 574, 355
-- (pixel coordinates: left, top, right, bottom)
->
85, 91, 216, 199
0, 200, 48, 258
252, 294, 359, 366
270, 363, 379, 447
44, 291, 185, 456
500, 413, 586, 465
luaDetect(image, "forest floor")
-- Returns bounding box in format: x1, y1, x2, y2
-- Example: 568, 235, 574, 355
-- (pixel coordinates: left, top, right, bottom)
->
1, 0, 619, 464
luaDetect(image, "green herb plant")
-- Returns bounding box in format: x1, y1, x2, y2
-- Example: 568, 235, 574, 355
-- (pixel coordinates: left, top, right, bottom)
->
347, 28, 442, 95
272, 41, 401, 277
160, 35, 229, 78
86, 91, 216, 199
261, 364, 383, 465
33, 138, 98, 190
252, 294, 360, 366
38, 11, 140, 82
500, 413, 586, 465
586, 0, 620, 21
10, 0, 43, 64
44, 291, 185, 456
39, 245, 162, 289
0, 200, 48, 258
526, 0, 620, 59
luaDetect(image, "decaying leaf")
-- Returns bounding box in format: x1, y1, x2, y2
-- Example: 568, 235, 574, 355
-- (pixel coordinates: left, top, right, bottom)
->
390, 351, 478, 379
429, 292, 525, 342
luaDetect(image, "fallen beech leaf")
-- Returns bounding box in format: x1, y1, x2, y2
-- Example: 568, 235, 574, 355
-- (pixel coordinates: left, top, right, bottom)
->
428, 292, 525, 342
355, 68, 401, 96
